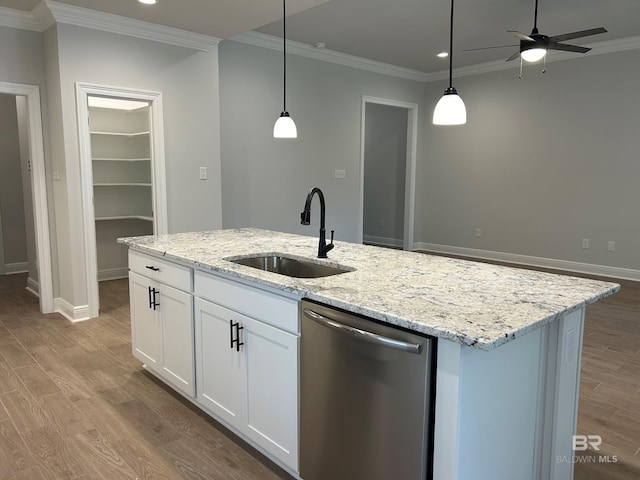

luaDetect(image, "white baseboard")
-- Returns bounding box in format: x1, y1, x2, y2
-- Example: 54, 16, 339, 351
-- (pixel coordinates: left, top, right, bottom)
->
26, 276, 39, 297
98, 267, 129, 282
363, 235, 403, 248
413, 243, 640, 282
54, 297, 91, 323
4, 262, 29, 274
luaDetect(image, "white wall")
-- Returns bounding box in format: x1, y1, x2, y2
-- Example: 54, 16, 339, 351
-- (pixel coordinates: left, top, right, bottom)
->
218, 40, 426, 243
419, 48, 640, 273
45, 23, 222, 310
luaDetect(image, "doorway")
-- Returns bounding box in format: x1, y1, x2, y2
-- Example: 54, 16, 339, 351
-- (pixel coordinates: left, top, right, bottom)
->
359, 96, 418, 250
0, 82, 54, 313
76, 83, 167, 318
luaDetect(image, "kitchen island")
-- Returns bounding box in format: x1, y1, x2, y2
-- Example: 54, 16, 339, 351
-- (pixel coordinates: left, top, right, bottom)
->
119, 228, 619, 480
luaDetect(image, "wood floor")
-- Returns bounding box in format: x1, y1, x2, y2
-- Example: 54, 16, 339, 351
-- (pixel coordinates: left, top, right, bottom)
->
0, 274, 290, 480
0, 271, 638, 479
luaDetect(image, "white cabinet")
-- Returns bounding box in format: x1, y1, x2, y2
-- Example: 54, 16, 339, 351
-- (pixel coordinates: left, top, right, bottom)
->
128, 251, 194, 397
194, 272, 299, 472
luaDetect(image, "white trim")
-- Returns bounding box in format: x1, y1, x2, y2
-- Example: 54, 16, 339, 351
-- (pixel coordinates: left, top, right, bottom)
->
4, 262, 29, 274
45, 1, 220, 51
413, 242, 640, 282
98, 267, 129, 282
231, 32, 429, 82
76, 82, 168, 319
0, 6, 42, 31
54, 297, 91, 323
359, 96, 418, 251
232, 32, 640, 83
0, 82, 54, 314
26, 276, 40, 297
362, 235, 403, 249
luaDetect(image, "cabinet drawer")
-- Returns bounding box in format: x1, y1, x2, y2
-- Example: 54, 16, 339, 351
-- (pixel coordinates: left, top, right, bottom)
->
194, 270, 299, 334
129, 250, 192, 292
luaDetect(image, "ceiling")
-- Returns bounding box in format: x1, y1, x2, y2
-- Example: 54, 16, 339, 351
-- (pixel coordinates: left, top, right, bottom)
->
3, 0, 640, 73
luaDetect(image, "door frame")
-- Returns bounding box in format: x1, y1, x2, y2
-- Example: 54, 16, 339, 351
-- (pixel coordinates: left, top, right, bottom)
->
359, 95, 418, 251
0, 82, 54, 312
76, 82, 168, 318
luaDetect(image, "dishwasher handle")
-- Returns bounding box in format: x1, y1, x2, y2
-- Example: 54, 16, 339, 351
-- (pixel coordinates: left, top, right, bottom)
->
303, 308, 423, 355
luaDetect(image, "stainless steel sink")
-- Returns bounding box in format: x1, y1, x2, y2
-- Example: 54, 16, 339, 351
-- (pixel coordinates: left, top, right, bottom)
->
228, 255, 352, 278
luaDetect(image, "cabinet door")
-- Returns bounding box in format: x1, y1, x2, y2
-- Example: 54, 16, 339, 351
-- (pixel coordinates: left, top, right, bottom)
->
194, 298, 244, 429
244, 317, 299, 471
129, 272, 161, 367
158, 284, 194, 397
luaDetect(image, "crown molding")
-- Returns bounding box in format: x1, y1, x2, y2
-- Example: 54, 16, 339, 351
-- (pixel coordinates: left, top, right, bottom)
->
231, 31, 429, 83
44, 1, 220, 51
0, 6, 42, 31
1, 1, 220, 51
425, 35, 640, 83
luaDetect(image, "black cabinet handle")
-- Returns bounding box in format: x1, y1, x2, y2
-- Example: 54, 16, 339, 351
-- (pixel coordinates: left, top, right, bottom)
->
148, 286, 153, 309
145, 265, 160, 272
151, 288, 160, 310
229, 320, 244, 352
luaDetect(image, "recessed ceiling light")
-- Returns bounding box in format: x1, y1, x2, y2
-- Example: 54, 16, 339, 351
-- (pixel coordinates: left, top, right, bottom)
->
437, 52, 449, 58
139, 0, 157, 5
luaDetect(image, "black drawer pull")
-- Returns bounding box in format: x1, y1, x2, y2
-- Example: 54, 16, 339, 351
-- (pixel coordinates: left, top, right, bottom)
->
229, 320, 244, 352
145, 265, 160, 272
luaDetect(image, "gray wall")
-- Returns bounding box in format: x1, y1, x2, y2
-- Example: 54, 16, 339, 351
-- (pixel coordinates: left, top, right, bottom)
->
46, 23, 223, 308
0, 94, 28, 266
363, 102, 407, 245
218, 40, 426, 243
419, 48, 640, 271
0, 25, 58, 292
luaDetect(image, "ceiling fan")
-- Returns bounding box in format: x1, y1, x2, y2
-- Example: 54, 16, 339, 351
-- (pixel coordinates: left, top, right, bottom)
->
466, 0, 607, 63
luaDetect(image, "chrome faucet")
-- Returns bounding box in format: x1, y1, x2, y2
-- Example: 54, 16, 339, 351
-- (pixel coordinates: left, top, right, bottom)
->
300, 187, 334, 258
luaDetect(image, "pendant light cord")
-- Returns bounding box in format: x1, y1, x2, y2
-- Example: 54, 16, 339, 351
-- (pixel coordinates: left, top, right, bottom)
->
282, 0, 287, 112
448, 0, 454, 89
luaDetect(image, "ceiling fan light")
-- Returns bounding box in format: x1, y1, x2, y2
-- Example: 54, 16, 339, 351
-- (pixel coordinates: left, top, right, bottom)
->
273, 112, 297, 138
433, 88, 466, 125
521, 47, 547, 62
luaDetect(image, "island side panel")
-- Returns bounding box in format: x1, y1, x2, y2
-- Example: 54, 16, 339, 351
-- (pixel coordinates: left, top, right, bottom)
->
540, 308, 585, 480
433, 308, 586, 480
433, 329, 543, 480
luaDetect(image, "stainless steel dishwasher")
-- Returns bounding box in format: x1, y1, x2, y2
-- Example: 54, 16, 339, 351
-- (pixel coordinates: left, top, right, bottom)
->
300, 299, 436, 480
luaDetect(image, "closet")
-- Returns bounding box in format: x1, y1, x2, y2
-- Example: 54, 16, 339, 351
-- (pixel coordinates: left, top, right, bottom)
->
88, 97, 155, 281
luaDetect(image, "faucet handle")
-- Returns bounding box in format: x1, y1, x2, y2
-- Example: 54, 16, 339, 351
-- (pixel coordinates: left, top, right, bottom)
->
329, 230, 334, 245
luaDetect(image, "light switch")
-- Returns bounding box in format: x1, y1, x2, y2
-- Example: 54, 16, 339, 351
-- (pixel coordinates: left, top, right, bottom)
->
199, 167, 207, 180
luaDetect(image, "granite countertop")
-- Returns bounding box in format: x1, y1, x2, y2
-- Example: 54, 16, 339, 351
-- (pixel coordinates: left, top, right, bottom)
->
118, 228, 620, 351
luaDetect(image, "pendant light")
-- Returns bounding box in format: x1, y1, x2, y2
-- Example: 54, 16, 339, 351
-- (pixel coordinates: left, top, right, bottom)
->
273, 0, 297, 138
433, 0, 466, 125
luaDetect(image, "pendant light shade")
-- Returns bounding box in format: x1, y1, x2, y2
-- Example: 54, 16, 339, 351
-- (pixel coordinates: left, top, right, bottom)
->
433, 87, 466, 125
433, 0, 466, 126
273, 112, 297, 138
273, 0, 297, 138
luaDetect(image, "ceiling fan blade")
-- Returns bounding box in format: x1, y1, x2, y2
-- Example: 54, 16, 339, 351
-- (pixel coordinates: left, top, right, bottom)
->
505, 50, 521, 62
549, 27, 607, 42
507, 30, 535, 42
549, 43, 591, 54
463, 44, 518, 52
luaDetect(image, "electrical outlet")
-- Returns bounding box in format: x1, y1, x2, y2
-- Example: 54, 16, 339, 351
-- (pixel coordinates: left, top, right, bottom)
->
334, 169, 346, 179
607, 241, 615, 252
199, 167, 207, 180
475, 228, 482, 238
379, 219, 385, 227
582, 239, 589, 249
